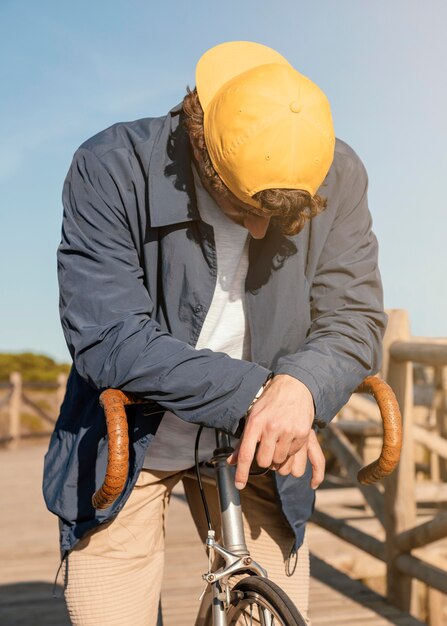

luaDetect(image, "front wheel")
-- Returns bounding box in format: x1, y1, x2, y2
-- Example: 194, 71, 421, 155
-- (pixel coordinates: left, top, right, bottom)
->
198, 575, 308, 626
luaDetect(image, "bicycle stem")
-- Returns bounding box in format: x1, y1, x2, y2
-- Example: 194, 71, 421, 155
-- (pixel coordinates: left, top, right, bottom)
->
212, 430, 249, 556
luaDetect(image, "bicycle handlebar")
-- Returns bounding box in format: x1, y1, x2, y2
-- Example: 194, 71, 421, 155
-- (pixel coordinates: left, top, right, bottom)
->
354, 376, 402, 485
92, 389, 144, 509
92, 375, 402, 509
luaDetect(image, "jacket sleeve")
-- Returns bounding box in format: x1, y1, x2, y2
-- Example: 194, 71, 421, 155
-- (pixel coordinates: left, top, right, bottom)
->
275, 153, 387, 426
58, 148, 270, 433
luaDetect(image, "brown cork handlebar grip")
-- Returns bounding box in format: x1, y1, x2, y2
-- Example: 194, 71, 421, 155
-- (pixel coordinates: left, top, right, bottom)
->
92, 376, 402, 509
92, 389, 142, 510
354, 375, 402, 484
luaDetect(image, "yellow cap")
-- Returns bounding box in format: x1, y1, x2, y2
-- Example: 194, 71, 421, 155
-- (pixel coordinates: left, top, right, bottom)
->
196, 42, 335, 207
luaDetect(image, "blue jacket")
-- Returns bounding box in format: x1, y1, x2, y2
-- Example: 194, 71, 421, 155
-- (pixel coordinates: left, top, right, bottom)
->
43, 103, 386, 552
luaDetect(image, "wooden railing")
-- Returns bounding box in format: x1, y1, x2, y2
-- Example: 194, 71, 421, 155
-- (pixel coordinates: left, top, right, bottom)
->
2, 312, 446, 621
312, 309, 447, 625
0, 372, 67, 447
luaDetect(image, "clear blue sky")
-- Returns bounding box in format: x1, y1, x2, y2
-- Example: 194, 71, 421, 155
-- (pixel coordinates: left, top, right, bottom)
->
1, 0, 446, 362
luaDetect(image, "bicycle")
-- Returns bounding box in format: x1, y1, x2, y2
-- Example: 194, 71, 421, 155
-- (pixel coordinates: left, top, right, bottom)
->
91, 376, 402, 625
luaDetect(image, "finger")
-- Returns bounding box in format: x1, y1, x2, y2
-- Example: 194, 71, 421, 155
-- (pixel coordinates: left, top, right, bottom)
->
276, 456, 295, 476
271, 435, 294, 466
269, 454, 289, 471
308, 430, 326, 489
234, 426, 261, 490
285, 433, 310, 458
255, 436, 277, 469
227, 439, 241, 465
291, 445, 308, 478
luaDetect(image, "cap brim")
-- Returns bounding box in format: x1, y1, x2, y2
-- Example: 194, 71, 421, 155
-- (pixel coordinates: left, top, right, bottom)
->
196, 41, 292, 111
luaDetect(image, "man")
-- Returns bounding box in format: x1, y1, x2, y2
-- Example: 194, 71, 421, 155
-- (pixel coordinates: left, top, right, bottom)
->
44, 41, 386, 625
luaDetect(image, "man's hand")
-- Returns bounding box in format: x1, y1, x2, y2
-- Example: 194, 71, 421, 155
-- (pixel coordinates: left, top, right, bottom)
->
227, 374, 325, 490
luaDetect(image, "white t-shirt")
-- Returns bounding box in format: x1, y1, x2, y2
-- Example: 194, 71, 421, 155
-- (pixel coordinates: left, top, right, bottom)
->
143, 167, 251, 470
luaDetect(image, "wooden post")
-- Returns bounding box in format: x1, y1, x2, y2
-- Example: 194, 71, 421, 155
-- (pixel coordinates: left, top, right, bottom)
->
8, 372, 22, 449
56, 372, 67, 412
382, 310, 418, 614
418, 548, 447, 626
427, 587, 444, 626
429, 445, 440, 483
434, 365, 447, 481
429, 365, 447, 624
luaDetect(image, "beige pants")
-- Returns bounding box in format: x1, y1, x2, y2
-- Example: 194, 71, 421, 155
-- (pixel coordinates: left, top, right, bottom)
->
64, 469, 310, 625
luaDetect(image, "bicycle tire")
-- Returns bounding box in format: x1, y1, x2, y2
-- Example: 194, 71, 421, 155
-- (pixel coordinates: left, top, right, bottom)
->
199, 575, 307, 626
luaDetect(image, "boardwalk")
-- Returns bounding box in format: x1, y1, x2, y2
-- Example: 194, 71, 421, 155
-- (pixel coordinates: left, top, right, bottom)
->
0, 443, 426, 625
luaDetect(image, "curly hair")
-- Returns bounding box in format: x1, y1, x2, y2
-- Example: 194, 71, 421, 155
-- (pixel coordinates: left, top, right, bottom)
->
182, 88, 327, 236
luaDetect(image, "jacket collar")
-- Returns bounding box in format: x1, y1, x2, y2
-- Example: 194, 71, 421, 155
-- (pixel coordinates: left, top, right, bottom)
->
147, 103, 199, 227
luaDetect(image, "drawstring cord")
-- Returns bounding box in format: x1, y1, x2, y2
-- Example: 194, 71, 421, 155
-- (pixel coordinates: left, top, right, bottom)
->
285, 541, 298, 577
52, 549, 68, 598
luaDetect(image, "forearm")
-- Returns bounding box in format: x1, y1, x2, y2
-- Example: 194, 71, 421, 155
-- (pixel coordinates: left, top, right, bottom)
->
65, 311, 270, 433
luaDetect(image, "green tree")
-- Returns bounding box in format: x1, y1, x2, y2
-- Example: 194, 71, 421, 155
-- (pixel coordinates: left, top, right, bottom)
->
0, 352, 70, 383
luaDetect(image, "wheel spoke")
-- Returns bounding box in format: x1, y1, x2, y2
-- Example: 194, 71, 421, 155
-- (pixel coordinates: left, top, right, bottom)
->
244, 607, 249, 626
260, 606, 273, 626
224, 575, 306, 626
